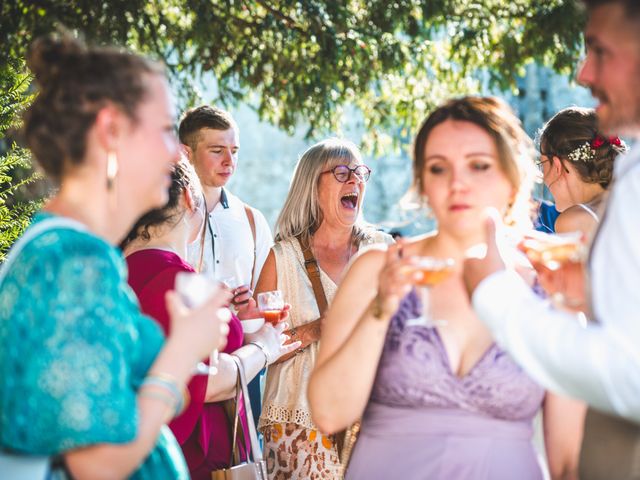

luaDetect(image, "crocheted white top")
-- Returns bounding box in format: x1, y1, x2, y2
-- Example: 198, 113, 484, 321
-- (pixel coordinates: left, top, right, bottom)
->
258, 230, 393, 431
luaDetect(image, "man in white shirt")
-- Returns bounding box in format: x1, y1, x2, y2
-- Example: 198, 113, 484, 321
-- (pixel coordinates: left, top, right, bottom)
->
179, 106, 274, 425
464, 0, 640, 424
179, 105, 273, 302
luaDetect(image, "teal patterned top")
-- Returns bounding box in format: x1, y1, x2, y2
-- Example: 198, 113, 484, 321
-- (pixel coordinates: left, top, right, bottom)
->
0, 213, 189, 479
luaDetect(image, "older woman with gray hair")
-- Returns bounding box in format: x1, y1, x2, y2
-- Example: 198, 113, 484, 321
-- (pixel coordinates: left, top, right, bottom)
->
254, 138, 393, 478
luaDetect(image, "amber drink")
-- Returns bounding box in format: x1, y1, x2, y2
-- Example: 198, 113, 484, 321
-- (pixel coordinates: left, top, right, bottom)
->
404, 257, 455, 328
257, 290, 285, 326
407, 257, 456, 287
521, 232, 584, 270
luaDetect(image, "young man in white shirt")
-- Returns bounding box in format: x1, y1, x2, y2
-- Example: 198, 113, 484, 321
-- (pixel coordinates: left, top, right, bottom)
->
464, 0, 640, 476
179, 105, 274, 425
179, 105, 273, 301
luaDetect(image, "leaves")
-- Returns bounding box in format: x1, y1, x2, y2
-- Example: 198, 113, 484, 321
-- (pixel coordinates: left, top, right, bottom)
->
0, 0, 587, 252
1, 0, 586, 137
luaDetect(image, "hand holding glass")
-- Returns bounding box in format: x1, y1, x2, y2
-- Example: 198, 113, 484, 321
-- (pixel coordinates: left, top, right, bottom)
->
175, 272, 228, 375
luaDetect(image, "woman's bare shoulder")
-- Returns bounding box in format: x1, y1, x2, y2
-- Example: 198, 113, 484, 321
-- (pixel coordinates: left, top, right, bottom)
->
554, 207, 597, 235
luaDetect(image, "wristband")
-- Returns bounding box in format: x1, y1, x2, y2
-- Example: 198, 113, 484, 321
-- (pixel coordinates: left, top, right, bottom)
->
249, 341, 270, 368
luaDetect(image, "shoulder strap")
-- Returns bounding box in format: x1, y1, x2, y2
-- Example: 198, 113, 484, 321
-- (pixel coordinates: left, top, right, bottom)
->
295, 235, 328, 316
0, 217, 86, 285
243, 204, 257, 288
577, 203, 600, 222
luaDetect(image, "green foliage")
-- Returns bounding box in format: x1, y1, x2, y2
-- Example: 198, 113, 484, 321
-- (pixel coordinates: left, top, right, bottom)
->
0, 58, 43, 261
0, 146, 43, 262
1, 0, 586, 139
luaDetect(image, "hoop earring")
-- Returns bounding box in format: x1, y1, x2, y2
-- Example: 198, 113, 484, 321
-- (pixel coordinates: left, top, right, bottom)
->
106, 151, 119, 191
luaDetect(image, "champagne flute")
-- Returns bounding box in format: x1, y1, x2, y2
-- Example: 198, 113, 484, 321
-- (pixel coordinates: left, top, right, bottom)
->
405, 257, 455, 328
175, 272, 230, 375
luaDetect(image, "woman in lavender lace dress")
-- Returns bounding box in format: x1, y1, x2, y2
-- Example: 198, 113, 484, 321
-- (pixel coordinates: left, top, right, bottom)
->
309, 97, 583, 479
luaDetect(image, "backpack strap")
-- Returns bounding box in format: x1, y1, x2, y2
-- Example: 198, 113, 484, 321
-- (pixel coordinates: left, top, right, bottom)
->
243, 204, 257, 288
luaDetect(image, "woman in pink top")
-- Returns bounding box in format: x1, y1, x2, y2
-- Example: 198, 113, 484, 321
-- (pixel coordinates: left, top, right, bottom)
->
123, 160, 300, 479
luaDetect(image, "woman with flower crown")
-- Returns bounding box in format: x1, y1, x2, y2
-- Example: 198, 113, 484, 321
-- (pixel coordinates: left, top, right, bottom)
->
538, 106, 626, 237
535, 106, 626, 310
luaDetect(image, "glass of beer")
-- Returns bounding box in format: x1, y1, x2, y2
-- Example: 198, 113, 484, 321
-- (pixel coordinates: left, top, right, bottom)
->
257, 290, 285, 326
405, 256, 455, 328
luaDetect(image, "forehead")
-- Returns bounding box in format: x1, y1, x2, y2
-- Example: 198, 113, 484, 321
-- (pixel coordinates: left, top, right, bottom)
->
325, 154, 362, 168
586, 4, 640, 52
424, 120, 497, 159
196, 127, 239, 147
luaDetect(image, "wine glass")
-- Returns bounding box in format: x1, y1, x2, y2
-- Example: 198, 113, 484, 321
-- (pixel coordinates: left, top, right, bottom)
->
404, 257, 455, 328
520, 231, 586, 310
175, 272, 230, 375
520, 231, 584, 271
257, 290, 285, 326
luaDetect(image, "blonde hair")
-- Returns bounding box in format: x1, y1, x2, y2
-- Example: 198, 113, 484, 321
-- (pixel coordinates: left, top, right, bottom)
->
275, 138, 371, 245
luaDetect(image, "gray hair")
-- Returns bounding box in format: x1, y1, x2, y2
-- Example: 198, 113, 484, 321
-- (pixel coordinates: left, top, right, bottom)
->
275, 138, 370, 245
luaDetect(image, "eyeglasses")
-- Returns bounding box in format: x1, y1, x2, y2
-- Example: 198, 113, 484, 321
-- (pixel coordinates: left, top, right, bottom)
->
535, 157, 550, 168
321, 164, 371, 183
537, 153, 569, 173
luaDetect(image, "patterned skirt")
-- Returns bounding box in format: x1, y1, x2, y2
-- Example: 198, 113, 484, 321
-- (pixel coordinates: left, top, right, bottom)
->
262, 423, 342, 479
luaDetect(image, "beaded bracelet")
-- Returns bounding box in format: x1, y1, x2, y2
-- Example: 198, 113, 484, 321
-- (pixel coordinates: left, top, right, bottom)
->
249, 341, 270, 369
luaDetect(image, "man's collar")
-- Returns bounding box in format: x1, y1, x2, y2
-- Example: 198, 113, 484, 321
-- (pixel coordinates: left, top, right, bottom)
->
220, 188, 229, 209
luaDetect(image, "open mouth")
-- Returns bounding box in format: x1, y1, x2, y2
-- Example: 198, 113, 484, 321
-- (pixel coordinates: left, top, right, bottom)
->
341, 192, 359, 209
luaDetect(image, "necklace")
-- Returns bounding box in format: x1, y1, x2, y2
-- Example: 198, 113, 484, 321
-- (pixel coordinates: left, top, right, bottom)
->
311, 236, 355, 265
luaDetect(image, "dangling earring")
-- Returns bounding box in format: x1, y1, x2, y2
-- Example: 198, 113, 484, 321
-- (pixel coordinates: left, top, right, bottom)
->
106, 151, 119, 191
106, 150, 119, 210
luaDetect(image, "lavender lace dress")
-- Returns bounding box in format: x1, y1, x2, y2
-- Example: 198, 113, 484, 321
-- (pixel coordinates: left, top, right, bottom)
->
346, 290, 545, 480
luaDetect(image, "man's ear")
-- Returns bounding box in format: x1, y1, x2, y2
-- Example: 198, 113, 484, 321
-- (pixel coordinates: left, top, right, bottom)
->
181, 144, 192, 162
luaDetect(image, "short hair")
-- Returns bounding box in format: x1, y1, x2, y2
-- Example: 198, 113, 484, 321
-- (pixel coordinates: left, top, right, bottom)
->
413, 96, 536, 228
121, 159, 203, 248
178, 105, 238, 150
23, 33, 164, 182
538, 106, 625, 189
582, 0, 640, 17
275, 138, 370, 245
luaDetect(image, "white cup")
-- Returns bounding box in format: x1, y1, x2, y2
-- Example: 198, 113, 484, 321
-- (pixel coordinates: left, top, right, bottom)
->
175, 272, 223, 375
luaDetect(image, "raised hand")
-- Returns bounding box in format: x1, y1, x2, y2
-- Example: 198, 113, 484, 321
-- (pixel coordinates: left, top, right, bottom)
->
165, 287, 233, 360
